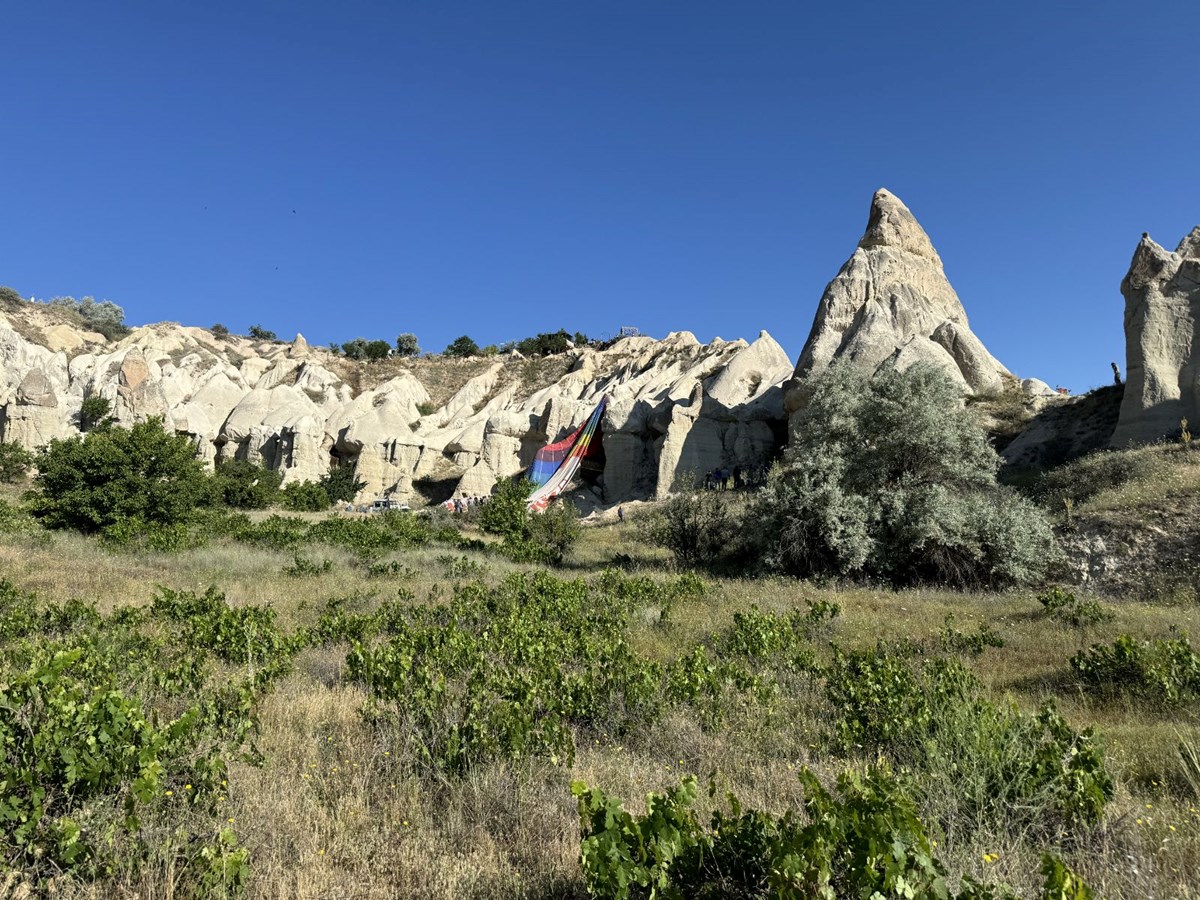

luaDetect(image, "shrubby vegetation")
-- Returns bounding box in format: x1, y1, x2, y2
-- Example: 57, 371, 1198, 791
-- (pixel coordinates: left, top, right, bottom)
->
247, 324, 277, 341
0, 440, 33, 483
213, 458, 283, 510
0, 285, 23, 308
336, 337, 393, 361
1026, 447, 1174, 515
645, 490, 741, 571
512, 328, 589, 356
574, 768, 1096, 900
0, 580, 274, 889
443, 334, 480, 358
479, 477, 580, 563
79, 394, 114, 431
1037, 586, 1113, 628
650, 364, 1058, 587
319, 464, 366, 504
394, 332, 420, 357
1072, 633, 1200, 704
47, 295, 131, 340
28, 419, 211, 533
281, 479, 331, 511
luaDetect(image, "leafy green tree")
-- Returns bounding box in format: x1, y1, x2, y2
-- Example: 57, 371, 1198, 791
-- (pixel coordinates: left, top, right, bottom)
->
517, 329, 574, 356
747, 363, 1057, 587
79, 395, 114, 432
364, 339, 392, 361
28, 419, 211, 532
395, 333, 420, 357
444, 335, 480, 358
341, 337, 368, 360
281, 480, 331, 511
0, 441, 34, 483
320, 465, 366, 504
247, 324, 277, 341
213, 459, 283, 510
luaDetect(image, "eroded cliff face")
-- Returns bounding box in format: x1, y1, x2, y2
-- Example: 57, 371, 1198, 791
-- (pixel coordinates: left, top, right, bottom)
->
1111, 228, 1200, 446
785, 188, 1011, 417
0, 305, 793, 505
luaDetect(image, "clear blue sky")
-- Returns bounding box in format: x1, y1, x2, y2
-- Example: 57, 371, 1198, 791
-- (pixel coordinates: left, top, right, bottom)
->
3, 1, 1197, 392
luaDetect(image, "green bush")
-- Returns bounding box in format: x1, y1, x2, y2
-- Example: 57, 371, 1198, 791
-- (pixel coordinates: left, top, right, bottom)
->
573, 764, 1085, 900
79, 394, 114, 432
364, 339, 391, 360
0, 584, 276, 890
281, 479, 330, 511
213, 458, 283, 510
0, 439, 34, 483
480, 477, 580, 564
1037, 586, 1113, 628
826, 644, 1112, 831
283, 553, 333, 577
1071, 634, 1200, 704
395, 333, 420, 357
349, 571, 666, 773
443, 335, 480, 358
319, 464, 366, 504
0, 498, 39, 536
646, 490, 741, 570
515, 329, 576, 357
0, 651, 204, 873
100, 516, 209, 553
150, 586, 293, 672
28, 419, 211, 533
247, 324, 277, 341
748, 363, 1058, 587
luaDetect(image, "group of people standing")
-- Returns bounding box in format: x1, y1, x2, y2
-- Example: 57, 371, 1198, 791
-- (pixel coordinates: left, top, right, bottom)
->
451, 495, 488, 514
702, 464, 768, 492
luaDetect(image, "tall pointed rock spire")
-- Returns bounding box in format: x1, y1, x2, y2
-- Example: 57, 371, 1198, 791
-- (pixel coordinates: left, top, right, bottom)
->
786, 189, 1009, 414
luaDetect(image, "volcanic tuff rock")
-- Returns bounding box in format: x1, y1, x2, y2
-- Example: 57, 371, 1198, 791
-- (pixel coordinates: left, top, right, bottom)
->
785, 188, 1009, 416
1110, 227, 1200, 446
0, 303, 793, 505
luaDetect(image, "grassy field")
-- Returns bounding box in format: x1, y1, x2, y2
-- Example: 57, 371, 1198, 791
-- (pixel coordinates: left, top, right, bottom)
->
1, 480, 1199, 900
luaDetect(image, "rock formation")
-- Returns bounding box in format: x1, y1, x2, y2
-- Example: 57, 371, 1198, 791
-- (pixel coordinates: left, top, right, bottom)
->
1110, 227, 1200, 446
786, 189, 1009, 416
0, 302, 794, 506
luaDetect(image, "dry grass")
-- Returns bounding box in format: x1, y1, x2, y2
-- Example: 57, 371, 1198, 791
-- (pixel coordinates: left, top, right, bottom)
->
4, 511, 1200, 898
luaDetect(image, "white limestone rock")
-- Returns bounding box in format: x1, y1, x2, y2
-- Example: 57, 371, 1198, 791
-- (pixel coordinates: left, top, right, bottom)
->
1111, 228, 1200, 446
787, 188, 1009, 416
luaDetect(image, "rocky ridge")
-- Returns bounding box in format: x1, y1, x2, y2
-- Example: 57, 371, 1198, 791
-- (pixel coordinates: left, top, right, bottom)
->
0, 301, 794, 505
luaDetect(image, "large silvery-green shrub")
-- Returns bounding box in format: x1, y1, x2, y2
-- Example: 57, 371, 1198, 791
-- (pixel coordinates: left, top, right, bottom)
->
28, 418, 211, 533
750, 363, 1057, 587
